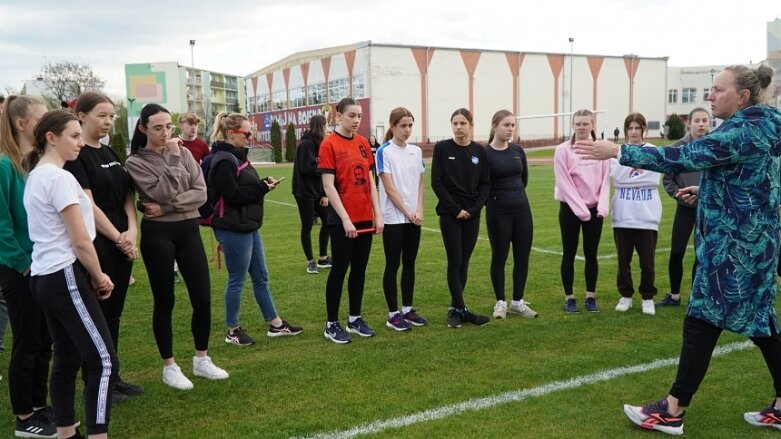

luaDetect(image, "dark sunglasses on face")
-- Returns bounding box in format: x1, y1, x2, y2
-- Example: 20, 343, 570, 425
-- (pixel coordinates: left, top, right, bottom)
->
232, 130, 252, 139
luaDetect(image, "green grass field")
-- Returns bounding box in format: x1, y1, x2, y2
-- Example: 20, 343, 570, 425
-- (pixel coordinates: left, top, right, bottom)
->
1, 158, 778, 438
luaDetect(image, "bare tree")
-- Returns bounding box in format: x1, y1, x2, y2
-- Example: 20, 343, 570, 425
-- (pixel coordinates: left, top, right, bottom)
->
39, 60, 105, 103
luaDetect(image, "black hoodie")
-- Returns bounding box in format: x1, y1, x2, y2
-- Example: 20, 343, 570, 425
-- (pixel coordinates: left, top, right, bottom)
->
209, 141, 270, 232
292, 131, 325, 199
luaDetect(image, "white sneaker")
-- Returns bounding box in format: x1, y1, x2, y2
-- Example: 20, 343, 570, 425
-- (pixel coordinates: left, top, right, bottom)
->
162, 364, 194, 390
509, 300, 539, 318
192, 356, 229, 380
642, 300, 656, 316
493, 300, 508, 319
615, 297, 633, 312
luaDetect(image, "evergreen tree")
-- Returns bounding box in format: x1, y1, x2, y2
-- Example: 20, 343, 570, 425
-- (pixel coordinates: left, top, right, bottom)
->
271, 120, 282, 163
285, 122, 296, 162
665, 113, 686, 140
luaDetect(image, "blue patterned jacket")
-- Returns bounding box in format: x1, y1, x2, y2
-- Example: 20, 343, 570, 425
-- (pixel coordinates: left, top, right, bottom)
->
620, 105, 781, 337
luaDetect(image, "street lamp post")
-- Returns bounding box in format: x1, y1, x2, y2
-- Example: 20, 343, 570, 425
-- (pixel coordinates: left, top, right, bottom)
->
189, 40, 196, 113
568, 37, 574, 137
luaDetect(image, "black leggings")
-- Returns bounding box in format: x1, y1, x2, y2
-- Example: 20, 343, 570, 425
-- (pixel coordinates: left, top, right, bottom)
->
559, 203, 603, 295
31, 263, 117, 435
670, 315, 781, 406
486, 209, 533, 301
140, 219, 211, 359
295, 196, 329, 261
382, 223, 421, 312
668, 205, 697, 294
0, 265, 51, 415
93, 234, 133, 353
440, 214, 481, 309
326, 221, 373, 322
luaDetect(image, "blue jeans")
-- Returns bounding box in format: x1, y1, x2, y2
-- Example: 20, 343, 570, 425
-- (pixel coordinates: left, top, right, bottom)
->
214, 229, 278, 327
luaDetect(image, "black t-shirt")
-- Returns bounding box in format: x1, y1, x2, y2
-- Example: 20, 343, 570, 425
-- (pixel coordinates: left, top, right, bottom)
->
430, 139, 490, 217
485, 143, 530, 214
64, 144, 132, 231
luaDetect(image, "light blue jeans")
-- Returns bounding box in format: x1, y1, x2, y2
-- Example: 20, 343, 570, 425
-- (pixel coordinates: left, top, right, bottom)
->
214, 229, 279, 327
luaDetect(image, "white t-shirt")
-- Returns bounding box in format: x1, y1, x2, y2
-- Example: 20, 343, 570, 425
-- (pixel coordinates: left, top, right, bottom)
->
376, 140, 425, 225
24, 163, 96, 276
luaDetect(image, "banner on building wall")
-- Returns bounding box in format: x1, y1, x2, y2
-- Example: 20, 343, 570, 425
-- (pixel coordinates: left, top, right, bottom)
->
248, 98, 371, 143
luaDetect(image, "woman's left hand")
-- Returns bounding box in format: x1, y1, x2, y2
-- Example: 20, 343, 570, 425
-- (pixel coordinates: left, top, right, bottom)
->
265, 177, 279, 191
572, 140, 619, 161
142, 202, 162, 218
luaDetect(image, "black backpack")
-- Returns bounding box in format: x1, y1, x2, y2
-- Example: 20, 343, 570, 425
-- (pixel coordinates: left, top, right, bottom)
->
198, 151, 248, 226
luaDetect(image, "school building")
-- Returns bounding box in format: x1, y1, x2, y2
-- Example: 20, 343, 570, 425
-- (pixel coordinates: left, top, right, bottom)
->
244, 41, 669, 147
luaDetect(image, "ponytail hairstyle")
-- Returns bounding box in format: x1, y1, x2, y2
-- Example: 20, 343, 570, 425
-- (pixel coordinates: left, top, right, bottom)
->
74, 91, 114, 120
384, 107, 415, 143
488, 109, 513, 144
23, 110, 78, 172
724, 64, 775, 106
0, 95, 46, 173
570, 109, 596, 144
336, 97, 359, 114
307, 114, 327, 143
130, 103, 170, 154
450, 107, 474, 125
210, 112, 248, 143
623, 112, 647, 143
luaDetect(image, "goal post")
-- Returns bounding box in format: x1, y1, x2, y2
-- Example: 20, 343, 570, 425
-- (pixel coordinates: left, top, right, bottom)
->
515, 109, 609, 145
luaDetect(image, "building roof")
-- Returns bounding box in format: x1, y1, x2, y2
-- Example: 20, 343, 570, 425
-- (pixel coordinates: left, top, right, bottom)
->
245, 40, 669, 78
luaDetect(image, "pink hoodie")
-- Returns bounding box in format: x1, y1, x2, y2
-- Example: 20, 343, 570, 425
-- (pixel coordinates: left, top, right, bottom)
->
553, 140, 611, 221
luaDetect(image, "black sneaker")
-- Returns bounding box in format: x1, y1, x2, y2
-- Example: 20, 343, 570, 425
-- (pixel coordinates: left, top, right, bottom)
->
317, 257, 333, 269
447, 308, 462, 328
224, 326, 256, 346
584, 297, 600, 313
461, 308, 490, 326
656, 294, 681, 307
115, 377, 144, 396
15, 410, 56, 438
267, 320, 303, 337
111, 390, 128, 404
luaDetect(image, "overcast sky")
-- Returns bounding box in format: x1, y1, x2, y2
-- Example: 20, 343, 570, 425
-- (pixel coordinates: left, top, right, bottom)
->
1, 0, 779, 99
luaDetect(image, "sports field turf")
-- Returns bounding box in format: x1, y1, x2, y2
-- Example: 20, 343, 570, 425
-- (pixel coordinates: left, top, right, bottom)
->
1, 157, 778, 438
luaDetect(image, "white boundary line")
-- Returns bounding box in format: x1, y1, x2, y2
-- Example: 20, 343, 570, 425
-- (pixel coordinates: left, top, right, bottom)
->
268, 199, 693, 260
292, 341, 754, 439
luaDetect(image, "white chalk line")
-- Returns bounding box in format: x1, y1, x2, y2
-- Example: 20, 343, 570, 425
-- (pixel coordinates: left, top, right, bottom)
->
267, 199, 692, 261
292, 341, 753, 439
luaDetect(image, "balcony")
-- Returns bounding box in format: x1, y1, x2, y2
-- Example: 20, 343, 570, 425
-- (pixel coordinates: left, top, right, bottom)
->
210, 80, 226, 88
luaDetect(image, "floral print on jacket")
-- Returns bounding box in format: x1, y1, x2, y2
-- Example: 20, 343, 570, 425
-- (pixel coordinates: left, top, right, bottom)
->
620, 105, 781, 337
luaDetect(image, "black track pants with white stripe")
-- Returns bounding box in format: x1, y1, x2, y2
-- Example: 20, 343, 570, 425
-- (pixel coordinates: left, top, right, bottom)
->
31, 262, 118, 435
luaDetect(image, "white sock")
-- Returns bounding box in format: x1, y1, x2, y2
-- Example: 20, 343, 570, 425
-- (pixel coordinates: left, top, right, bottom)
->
402, 306, 412, 314
326, 321, 336, 328
388, 311, 399, 319
348, 315, 361, 323
511, 300, 522, 307
164, 363, 179, 370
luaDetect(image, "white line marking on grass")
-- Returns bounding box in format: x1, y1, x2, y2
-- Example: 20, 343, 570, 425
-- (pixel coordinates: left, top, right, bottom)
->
269, 201, 692, 261
293, 341, 753, 439
267, 199, 298, 208
420, 226, 690, 261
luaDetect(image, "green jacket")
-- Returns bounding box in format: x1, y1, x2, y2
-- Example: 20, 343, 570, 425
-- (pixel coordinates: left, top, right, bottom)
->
0, 155, 33, 273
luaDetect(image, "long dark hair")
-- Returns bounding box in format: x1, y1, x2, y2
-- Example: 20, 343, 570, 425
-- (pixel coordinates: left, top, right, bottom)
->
130, 103, 170, 154
23, 110, 79, 172
307, 114, 327, 143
